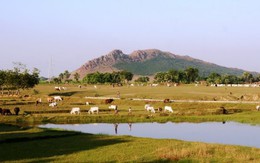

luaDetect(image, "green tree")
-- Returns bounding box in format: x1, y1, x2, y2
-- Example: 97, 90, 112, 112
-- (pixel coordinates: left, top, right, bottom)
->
135, 76, 149, 83
207, 72, 221, 84
74, 72, 80, 82
242, 72, 254, 83
119, 71, 133, 83
184, 67, 199, 83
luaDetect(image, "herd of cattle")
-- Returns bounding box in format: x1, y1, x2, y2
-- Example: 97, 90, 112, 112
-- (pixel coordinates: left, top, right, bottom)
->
1, 95, 260, 116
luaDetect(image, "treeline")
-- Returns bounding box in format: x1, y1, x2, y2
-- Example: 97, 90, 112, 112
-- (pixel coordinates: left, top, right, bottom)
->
82, 71, 133, 84
0, 66, 39, 95
79, 68, 260, 85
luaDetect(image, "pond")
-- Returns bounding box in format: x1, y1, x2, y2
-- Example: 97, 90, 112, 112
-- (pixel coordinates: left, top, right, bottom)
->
39, 122, 260, 148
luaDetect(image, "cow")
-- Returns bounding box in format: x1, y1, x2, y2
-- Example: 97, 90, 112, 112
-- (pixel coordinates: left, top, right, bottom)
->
55, 86, 61, 91
145, 104, 155, 113
158, 107, 163, 112
49, 102, 57, 107
53, 96, 63, 101
164, 106, 173, 113
144, 104, 151, 110
256, 105, 260, 111
70, 107, 80, 114
108, 105, 117, 110
47, 97, 54, 103
36, 98, 42, 106
2, 109, 12, 115
105, 99, 114, 104
14, 107, 20, 115
88, 107, 99, 114
164, 99, 170, 103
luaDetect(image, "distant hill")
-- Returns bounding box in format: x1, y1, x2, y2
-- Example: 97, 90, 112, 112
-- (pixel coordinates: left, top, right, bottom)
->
72, 49, 257, 78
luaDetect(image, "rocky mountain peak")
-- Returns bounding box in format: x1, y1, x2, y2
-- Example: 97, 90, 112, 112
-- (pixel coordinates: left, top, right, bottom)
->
129, 49, 175, 61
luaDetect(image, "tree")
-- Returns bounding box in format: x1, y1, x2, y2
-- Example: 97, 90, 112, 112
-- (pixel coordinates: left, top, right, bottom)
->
242, 72, 254, 83
74, 73, 80, 82
154, 72, 167, 83
0, 65, 39, 95
135, 76, 149, 83
184, 67, 199, 83
207, 72, 221, 84
119, 71, 133, 83
63, 70, 71, 83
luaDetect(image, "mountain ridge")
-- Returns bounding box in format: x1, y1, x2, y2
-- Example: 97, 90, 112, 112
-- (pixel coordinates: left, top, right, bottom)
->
72, 49, 257, 78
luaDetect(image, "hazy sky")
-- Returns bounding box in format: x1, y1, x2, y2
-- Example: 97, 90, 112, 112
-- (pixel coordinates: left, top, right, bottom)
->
1, 0, 260, 77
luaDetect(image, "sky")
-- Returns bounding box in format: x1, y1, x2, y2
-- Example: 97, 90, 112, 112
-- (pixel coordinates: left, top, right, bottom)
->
0, 0, 260, 77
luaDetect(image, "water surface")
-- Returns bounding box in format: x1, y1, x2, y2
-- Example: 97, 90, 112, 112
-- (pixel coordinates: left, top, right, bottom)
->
39, 122, 260, 148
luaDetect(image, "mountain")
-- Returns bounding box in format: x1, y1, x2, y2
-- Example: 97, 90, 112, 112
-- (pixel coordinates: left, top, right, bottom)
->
72, 49, 256, 78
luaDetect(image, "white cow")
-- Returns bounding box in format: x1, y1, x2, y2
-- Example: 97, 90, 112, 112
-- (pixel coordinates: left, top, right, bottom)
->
70, 107, 80, 114
53, 96, 63, 101
108, 105, 117, 110
88, 106, 99, 114
49, 102, 57, 107
144, 104, 151, 110
145, 104, 155, 113
54, 86, 61, 91
164, 106, 173, 113
256, 105, 260, 111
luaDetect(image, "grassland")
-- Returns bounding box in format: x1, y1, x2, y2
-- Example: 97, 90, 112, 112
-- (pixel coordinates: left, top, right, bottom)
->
0, 123, 260, 163
1, 84, 260, 162
0, 83, 260, 124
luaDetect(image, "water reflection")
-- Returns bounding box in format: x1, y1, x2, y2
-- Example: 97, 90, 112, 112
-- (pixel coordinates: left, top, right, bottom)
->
39, 122, 260, 148
114, 123, 118, 134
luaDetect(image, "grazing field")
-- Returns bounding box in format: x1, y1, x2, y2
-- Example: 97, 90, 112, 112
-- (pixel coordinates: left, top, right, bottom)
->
1, 84, 260, 162
0, 83, 260, 124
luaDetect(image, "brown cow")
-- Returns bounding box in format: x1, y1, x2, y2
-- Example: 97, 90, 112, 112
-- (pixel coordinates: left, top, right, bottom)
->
164, 99, 170, 103
14, 107, 20, 115
2, 109, 12, 115
105, 99, 114, 104
47, 97, 54, 103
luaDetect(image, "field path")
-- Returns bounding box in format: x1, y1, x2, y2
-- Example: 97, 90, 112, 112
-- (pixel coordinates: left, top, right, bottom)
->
85, 96, 260, 104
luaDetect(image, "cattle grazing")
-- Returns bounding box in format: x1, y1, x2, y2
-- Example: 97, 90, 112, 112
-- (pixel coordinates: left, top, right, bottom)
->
144, 104, 151, 110
86, 102, 90, 105
147, 106, 156, 113
145, 104, 155, 113
158, 107, 163, 112
47, 97, 54, 103
14, 107, 20, 115
55, 86, 61, 91
164, 99, 170, 103
53, 96, 63, 101
105, 99, 114, 104
49, 102, 57, 107
70, 107, 80, 114
88, 107, 99, 114
220, 106, 228, 114
164, 106, 173, 113
2, 109, 12, 115
36, 98, 42, 106
256, 105, 260, 111
108, 105, 117, 110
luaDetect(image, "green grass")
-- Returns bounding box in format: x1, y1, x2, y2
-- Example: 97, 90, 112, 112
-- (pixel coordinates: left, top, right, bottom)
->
0, 124, 259, 163
1, 84, 260, 124
1, 84, 260, 162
